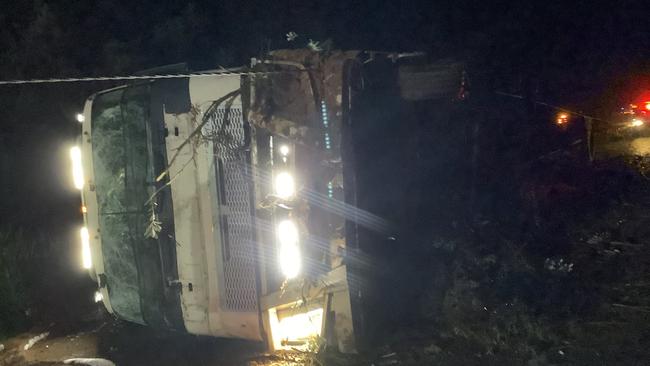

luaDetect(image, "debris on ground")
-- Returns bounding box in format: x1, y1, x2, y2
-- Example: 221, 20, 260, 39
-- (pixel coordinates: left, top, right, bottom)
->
23, 332, 49, 351
63, 358, 116, 366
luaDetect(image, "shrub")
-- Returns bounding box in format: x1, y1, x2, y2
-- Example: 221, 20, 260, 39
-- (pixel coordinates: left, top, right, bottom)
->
0, 227, 33, 340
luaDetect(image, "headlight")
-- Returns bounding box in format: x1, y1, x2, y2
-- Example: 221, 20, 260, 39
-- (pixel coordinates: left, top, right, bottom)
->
277, 220, 301, 279
70, 146, 84, 190
279, 144, 290, 156
94, 291, 103, 303
274, 172, 295, 199
630, 119, 644, 127
80, 227, 92, 269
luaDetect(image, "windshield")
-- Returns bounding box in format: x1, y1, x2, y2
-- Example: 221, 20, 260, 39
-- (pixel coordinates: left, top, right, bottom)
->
91, 85, 152, 323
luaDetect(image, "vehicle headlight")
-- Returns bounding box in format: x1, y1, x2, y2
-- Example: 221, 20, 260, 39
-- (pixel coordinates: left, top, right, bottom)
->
279, 144, 290, 156
277, 220, 301, 279
274, 172, 295, 199
630, 119, 644, 127
70, 146, 84, 190
80, 227, 92, 269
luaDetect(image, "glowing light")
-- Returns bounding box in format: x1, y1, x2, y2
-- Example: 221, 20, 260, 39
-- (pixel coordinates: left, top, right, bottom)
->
80, 227, 92, 269
556, 113, 569, 125
269, 136, 274, 165
630, 119, 644, 127
279, 145, 290, 156
81, 205, 87, 214
277, 220, 300, 279
269, 307, 323, 350
645, 102, 650, 111
274, 172, 295, 199
70, 146, 84, 190
76, 113, 85, 123
321, 101, 331, 150
94, 291, 103, 303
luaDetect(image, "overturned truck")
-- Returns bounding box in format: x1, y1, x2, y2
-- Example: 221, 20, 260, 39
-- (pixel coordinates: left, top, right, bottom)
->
73, 49, 462, 352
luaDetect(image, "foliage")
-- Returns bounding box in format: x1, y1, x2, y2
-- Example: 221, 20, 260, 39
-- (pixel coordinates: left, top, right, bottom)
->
0, 227, 32, 340
393, 152, 650, 365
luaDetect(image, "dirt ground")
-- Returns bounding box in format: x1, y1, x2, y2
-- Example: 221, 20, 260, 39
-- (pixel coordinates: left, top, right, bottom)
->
0, 319, 325, 366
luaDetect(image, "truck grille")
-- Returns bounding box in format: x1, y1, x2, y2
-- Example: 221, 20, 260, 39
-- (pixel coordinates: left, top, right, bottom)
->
207, 106, 258, 312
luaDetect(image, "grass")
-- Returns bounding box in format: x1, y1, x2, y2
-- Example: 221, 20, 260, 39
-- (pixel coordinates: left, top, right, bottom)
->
0, 227, 33, 340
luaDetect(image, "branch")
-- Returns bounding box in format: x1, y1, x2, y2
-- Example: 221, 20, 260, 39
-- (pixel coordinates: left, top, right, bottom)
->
156, 89, 241, 182
609, 241, 643, 248
145, 151, 196, 207
611, 303, 650, 313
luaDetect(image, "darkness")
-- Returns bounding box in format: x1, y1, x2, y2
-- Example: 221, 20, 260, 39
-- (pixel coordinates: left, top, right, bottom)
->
0, 0, 649, 365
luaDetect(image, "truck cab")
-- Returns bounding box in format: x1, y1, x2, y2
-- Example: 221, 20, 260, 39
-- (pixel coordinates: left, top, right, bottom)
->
71, 49, 462, 352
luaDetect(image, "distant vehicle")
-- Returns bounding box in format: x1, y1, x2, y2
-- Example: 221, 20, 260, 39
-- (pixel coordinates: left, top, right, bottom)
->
69, 49, 463, 352
617, 91, 650, 132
